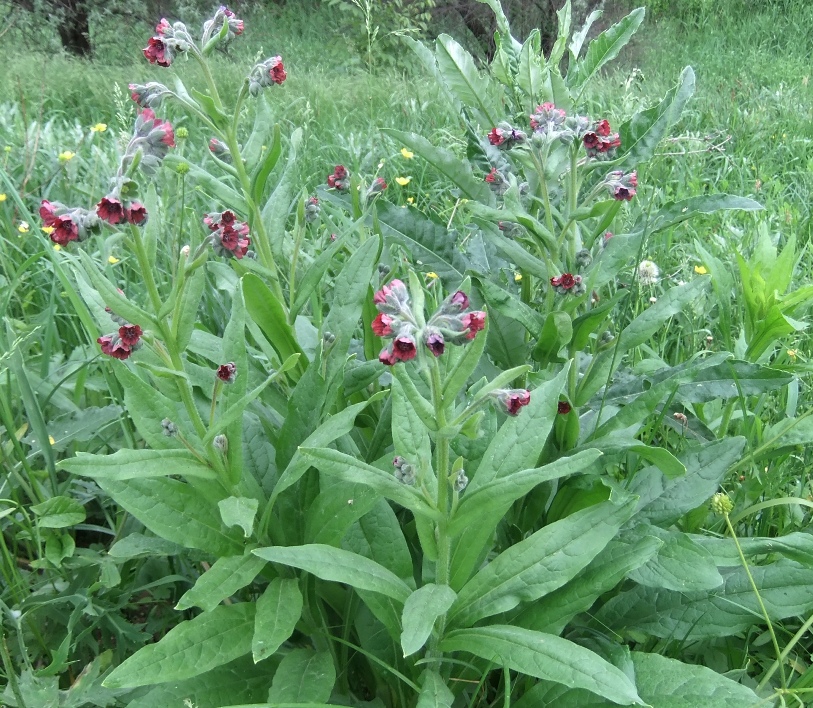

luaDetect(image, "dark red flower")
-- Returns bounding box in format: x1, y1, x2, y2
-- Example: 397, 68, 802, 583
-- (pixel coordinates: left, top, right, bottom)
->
268, 57, 286, 85
583, 132, 601, 150
40, 200, 58, 227
51, 215, 79, 246
371, 313, 394, 337
424, 331, 445, 357
369, 177, 387, 194
595, 119, 611, 137
462, 311, 486, 339
126, 202, 148, 225
488, 127, 505, 146
485, 168, 499, 183
96, 196, 125, 225
143, 36, 171, 67
614, 186, 635, 201
373, 279, 404, 305
379, 347, 398, 366
118, 324, 142, 347
559, 273, 576, 290
558, 400, 572, 415
156, 18, 171, 35
98, 334, 132, 360
217, 362, 237, 383
504, 389, 531, 415
550, 276, 562, 288
393, 336, 417, 361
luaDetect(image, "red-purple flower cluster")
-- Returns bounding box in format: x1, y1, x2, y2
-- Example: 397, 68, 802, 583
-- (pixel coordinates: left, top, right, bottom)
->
40, 200, 100, 247
530, 103, 567, 134
583, 119, 621, 159
204, 210, 251, 259
484, 167, 508, 195
248, 56, 287, 96
143, 18, 190, 68
372, 281, 486, 366
492, 388, 531, 416
327, 165, 350, 191
605, 170, 638, 201
367, 177, 387, 197
202, 6, 244, 46
305, 196, 320, 222
98, 324, 143, 360
96, 196, 148, 226
208, 138, 231, 162
488, 123, 527, 148
129, 82, 170, 109
550, 273, 585, 296
123, 109, 176, 176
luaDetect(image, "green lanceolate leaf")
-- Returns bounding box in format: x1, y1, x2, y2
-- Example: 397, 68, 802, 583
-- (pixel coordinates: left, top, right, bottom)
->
435, 34, 502, 127
401, 584, 457, 657
628, 529, 723, 592
416, 669, 455, 708
260, 127, 303, 261
59, 448, 216, 481
439, 626, 643, 705
176, 267, 206, 351
568, 8, 645, 91
532, 311, 573, 365
244, 95, 275, 172
98, 477, 244, 555
692, 531, 813, 567
267, 648, 336, 704
449, 496, 636, 627
176, 552, 266, 612
644, 194, 763, 235
516, 30, 543, 106
104, 604, 255, 688
253, 578, 303, 663
31, 496, 85, 528
596, 560, 813, 640
442, 314, 488, 401
219, 496, 259, 538
253, 544, 412, 603
474, 277, 544, 334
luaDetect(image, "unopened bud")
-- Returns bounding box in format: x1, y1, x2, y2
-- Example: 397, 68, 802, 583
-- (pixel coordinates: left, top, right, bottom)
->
161, 418, 178, 437
454, 469, 469, 493
711, 492, 733, 516
213, 434, 228, 453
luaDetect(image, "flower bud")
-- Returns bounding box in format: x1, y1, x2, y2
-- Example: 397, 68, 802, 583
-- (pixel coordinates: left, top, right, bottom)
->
366, 177, 387, 197
710, 492, 733, 516
492, 389, 531, 416
161, 418, 178, 437
216, 362, 237, 383
305, 196, 320, 222
424, 328, 445, 357
213, 434, 228, 453
209, 138, 232, 163
393, 456, 416, 485
575, 249, 592, 268
454, 469, 469, 493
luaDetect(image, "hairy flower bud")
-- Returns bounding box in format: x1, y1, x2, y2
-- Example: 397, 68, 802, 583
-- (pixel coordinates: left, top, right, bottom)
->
454, 469, 469, 493
161, 418, 178, 437
327, 164, 350, 191
305, 196, 320, 222
711, 492, 733, 516
492, 388, 531, 416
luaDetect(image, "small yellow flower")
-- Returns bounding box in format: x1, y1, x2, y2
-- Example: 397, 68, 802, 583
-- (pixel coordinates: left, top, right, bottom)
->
426, 272, 439, 280
58, 151, 75, 163
53, 244, 61, 251
514, 273, 522, 282
694, 265, 708, 275
48, 436, 56, 445
0, 193, 6, 202
788, 349, 798, 360
395, 176, 411, 186
400, 147, 414, 159
406, 197, 414, 204
108, 255, 120, 264
18, 221, 29, 233
3, 146, 10, 153
42, 226, 55, 235
90, 123, 107, 133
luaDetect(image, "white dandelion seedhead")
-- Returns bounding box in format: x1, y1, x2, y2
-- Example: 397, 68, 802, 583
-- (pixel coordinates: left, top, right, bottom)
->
638, 259, 660, 286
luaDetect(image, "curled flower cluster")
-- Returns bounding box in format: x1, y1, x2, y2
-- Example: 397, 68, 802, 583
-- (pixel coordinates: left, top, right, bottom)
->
583, 119, 621, 159
488, 122, 527, 148
305, 196, 320, 222
550, 273, 586, 296
203, 210, 251, 259
327, 165, 350, 191
491, 388, 531, 416
96, 195, 147, 226
208, 138, 232, 162
248, 56, 287, 96
605, 170, 638, 201
98, 323, 143, 360
366, 177, 387, 197
484, 168, 508, 195
372, 280, 486, 366
124, 109, 176, 176
129, 82, 171, 109
202, 5, 244, 46
530, 103, 567, 134
40, 200, 100, 246
143, 18, 191, 67
393, 456, 416, 485
216, 362, 237, 383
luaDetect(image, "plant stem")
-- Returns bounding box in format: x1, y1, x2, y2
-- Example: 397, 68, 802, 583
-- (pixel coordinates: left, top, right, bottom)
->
724, 513, 787, 690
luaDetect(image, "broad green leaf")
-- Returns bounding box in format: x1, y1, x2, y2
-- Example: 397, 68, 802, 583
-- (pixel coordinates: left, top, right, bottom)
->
253, 578, 303, 663
244, 96, 275, 171
615, 66, 695, 171
128, 655, 275, 708
290, 231, 347, 319
568, 8, 645, 91
108, 533, 183, 559
104, 604, 254, 688
449, 496, 636, 627
416, 669, 454, 708
176, 267, 206, 351
267, 648, 335, 704
450, 449, 602, 536
392, 378, 432, 465
692, 531, 813, 567
435, 34, 501, 126
532, 310, 573, 365
439, 626, 643, 706
298, 446, 434, 518
392, 365, 437, 431
442, 314, 488, 400
517, 30, 543, 103
305, 481, 378, 545
402, 35, 462, 116
99, 478, 244, 556
176, 553, 266, 612
253, 544, 411, 603
260, 127, 303, 260
596, 559, 813, 639
401, 584, 457, 657
219, 496, 259, 538
384, 129, 494, 205
475, 277, 543, 334
59, 448, 216, 481
630, 437, 746, 525
515, 528, 662, 635
628, 530, 723, 591
746, 305, 802, 361
31, 496, 85, 528
645, 194, 763, 235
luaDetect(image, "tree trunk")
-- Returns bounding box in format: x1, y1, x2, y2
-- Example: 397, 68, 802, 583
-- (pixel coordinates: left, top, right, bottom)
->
56, 0, 92, 56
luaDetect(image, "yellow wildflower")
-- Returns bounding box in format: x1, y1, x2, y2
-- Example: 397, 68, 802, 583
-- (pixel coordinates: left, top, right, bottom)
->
0, 193, 6, 202
400, 147, 414, 159
406, 197, 414, 204
18, 221, 29, 233
426, 272, 439, 280
48, 436, 56, 445
788, 349, 798, 360
514, 273, 522, 282
58, 151, 75, 163
91, 123, 107, 133
395, 176, 411, 186
42, 226, 55, 235
694, 265, 708, 275
108, 255, 120, 264
54, 244, 61, 251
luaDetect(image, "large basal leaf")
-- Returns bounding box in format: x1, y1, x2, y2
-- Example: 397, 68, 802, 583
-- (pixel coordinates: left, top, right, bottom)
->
596, 559, 813, 640
343, 500, 415, 584
384, 129, 494, 205
435, 34, 502, 127
176, 552, 266, 612
104, 604, 255, 688
567, 8, 645, 91
253, 578, 303, 663
60, 446, 215, 481
449, 496, 636, 628
98, 478, 244, 556
260, 127, 303, 261
401, 584, 457, 657
439, 626, 643, 706
628, 529, 723, 592
267, 648, 335, 704
692, 531, 813, 567
615, 66, 695, 171
253, 544, 412, 603
31, 496, 85, 528
643, 194, 763, 235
